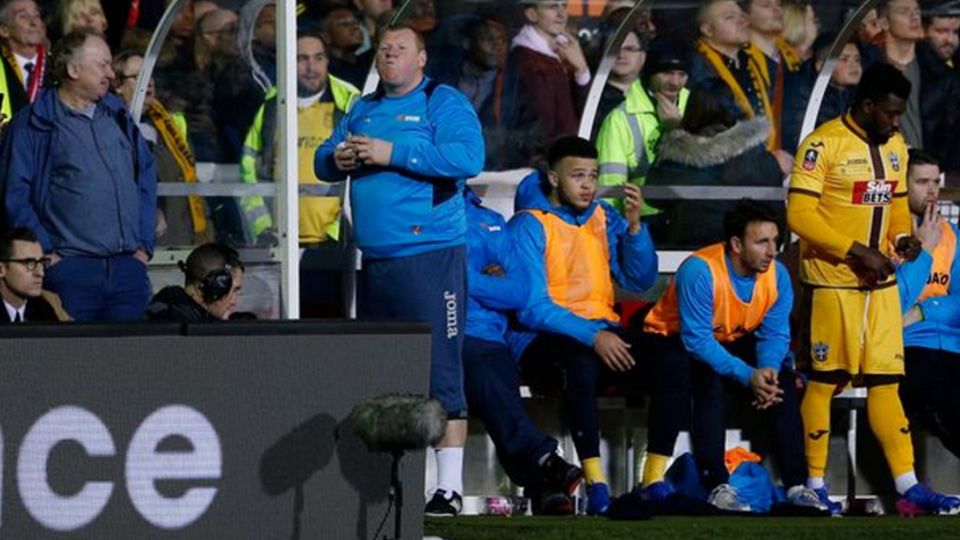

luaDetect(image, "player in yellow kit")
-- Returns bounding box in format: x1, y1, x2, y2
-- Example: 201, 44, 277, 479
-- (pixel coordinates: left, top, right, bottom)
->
788, 64, 960, 515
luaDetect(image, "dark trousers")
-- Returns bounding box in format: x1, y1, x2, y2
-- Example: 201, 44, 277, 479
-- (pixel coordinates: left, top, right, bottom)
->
689, 338, 807, 490
519, 329, 687, 462
43, 254, 151, 322
901, 346, 960, 459
463, 337, 557, 488
358, 246, 467, 418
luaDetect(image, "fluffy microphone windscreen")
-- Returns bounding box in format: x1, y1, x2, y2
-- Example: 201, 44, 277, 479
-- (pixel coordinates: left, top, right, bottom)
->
350, 394, 447, 453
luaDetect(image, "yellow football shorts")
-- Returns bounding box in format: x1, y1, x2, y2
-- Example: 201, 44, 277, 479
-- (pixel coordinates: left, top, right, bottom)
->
803, 283, 904, 376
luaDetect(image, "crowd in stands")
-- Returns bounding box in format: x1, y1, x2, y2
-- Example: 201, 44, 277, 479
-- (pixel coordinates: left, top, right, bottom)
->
5, 0, 960, 522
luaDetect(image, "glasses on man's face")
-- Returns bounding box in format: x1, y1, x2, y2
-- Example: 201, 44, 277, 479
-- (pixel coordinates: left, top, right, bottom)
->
2, 257, 51, 271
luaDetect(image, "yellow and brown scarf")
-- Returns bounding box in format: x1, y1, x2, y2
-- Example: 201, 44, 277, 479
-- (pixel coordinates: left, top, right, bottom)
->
145, 100, 208, 236
745, 37, 803, 149
696, 39, 777, 150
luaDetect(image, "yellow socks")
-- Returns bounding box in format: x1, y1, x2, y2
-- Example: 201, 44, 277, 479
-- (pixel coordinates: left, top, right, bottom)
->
800, 380, 835, 478
802, 381, 916, 482
867, 383, 915, 478
641, 452, 670, 487
582, 457, 607, 486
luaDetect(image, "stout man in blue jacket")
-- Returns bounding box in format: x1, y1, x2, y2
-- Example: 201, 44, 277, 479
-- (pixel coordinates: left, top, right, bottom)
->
315, 23, 484, 517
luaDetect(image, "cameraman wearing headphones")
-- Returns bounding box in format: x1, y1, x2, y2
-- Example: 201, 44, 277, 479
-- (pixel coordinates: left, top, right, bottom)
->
145, 243, 245, 322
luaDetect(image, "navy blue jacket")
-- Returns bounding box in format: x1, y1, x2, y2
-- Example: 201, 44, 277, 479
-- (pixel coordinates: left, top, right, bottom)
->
0, 88, 157, 256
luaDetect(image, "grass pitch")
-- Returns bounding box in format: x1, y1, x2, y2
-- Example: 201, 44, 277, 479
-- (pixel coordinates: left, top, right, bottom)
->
425, 515, 959, 539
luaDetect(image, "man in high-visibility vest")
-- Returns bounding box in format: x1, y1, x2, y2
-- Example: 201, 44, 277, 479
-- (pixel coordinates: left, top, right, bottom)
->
596, 45, 690, 216
240, 29, 359, 245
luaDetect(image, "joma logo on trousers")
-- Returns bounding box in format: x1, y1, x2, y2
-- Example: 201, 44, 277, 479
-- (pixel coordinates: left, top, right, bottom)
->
444, 291, 458, 338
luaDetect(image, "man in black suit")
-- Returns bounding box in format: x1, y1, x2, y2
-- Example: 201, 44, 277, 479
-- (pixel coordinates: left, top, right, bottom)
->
0, 0, 48, 120
0, 227, 66, 323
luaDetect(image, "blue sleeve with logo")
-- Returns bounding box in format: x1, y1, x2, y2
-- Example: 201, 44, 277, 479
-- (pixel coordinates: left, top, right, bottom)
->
468, 210, 528, 312
389, 86, 485, 180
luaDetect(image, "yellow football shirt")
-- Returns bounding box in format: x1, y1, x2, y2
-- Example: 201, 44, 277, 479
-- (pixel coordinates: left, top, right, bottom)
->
787, 114, 911, 288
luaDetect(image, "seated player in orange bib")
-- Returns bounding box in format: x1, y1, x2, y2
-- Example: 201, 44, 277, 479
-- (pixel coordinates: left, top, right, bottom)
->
507, 136, 659, 515
641, 200, 827, 513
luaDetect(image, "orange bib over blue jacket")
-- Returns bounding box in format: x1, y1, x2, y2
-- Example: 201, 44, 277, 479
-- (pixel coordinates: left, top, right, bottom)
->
525, 208, 619, 323
645, 243, 779, 343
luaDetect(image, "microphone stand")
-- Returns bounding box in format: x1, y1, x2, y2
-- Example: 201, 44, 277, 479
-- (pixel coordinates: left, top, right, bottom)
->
388, 450, 403, 540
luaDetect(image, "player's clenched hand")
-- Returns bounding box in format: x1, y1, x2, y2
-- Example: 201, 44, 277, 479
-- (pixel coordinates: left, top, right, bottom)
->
895, 235, 923, 262
593, 330, 635, 372
334, 141, 361, 171
846, 242, 895, 287
749, 367, 783, 409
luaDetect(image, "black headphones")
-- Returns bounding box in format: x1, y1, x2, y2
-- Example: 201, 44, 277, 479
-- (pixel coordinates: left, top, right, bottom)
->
199, 265, 234, 304
178, 258, 236, 304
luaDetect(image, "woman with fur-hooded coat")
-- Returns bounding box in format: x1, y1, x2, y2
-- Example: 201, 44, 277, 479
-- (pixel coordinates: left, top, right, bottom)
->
644, 87, 784, 250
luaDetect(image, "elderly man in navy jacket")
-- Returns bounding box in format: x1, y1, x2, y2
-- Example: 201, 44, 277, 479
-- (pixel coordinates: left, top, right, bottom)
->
0, 30, 156, 321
